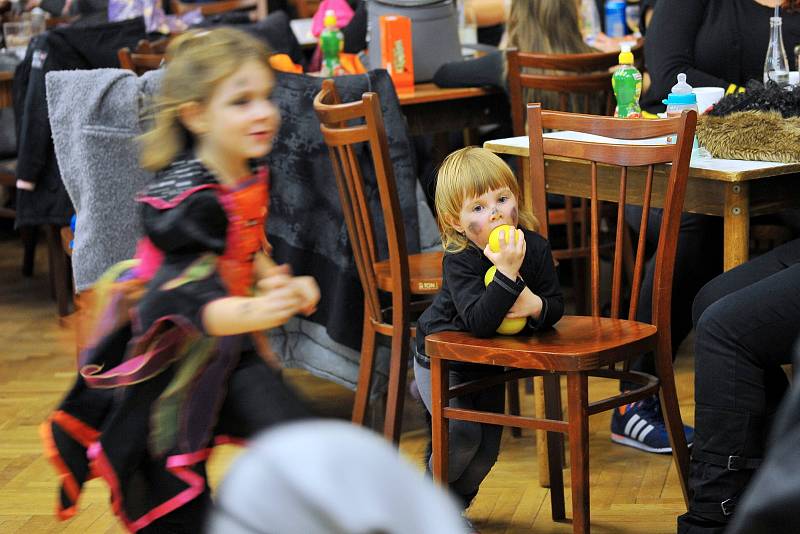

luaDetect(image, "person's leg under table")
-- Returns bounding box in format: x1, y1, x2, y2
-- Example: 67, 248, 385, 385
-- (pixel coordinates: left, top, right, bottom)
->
679, 239, 800, 533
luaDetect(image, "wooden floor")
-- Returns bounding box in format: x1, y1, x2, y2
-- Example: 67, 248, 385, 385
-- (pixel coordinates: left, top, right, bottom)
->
0, 230, 695, 533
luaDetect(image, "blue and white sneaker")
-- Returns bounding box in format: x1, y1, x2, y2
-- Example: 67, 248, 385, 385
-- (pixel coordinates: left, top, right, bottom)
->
610, 395, 694, 454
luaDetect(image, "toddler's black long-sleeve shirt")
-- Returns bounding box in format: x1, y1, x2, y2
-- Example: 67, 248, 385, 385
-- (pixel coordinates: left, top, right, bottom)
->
415, 229, 563, 367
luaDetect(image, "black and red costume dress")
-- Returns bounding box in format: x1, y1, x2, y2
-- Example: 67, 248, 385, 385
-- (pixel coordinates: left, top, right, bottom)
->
41, 157, 309, 533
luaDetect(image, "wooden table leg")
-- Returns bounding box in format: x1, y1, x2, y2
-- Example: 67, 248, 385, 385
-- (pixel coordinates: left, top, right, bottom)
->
535, 376, 550, 486
723, 182, 749, 271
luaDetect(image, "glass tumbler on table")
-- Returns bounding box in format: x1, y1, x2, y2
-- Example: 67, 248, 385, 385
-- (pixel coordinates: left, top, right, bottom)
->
3, 21, 32, 60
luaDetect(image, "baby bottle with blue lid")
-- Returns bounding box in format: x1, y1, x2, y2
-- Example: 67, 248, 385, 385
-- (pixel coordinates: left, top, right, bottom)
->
663, 73, 698, 117
663, 73, 704, 154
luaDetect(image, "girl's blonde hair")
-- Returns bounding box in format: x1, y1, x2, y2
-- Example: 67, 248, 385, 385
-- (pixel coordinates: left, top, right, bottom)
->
505, 0, 596, 112
140, 28, 273, 171
435, 147, 538, 253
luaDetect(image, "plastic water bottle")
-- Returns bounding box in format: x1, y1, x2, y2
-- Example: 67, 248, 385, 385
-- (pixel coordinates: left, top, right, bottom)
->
662, 73, 698, 117
612, 43, 642, 118
764, 16, 790, 87
604, 0, 627, 38
320, 9, 344, 77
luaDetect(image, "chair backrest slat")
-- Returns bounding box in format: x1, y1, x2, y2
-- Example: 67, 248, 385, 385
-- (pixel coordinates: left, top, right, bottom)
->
320, 123, 370, 145
314, 79, 411, 326
610, 166, 627, 319
528, 104, 697, 359
589, 161, 600, 317
520, 72, 614, 94
543, 139, 676, 167
328, 145, 382, 320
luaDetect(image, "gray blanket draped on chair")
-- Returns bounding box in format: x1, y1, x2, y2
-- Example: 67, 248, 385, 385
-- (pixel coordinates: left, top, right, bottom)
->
47, 67, 430, 392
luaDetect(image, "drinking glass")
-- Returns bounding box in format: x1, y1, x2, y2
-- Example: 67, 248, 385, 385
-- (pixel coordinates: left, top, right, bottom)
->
3, 21, 32, 60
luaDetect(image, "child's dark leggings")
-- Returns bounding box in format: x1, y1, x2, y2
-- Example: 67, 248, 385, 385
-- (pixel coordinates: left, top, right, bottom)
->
414, 358, 505, 506
678, 238, 800, 533
140, 351, 311, 533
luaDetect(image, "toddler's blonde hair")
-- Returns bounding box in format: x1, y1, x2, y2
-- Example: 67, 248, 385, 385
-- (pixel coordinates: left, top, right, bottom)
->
435, 147, 538, 253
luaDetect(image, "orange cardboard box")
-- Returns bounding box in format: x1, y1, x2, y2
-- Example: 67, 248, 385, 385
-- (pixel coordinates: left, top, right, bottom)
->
379, 15, 414, 93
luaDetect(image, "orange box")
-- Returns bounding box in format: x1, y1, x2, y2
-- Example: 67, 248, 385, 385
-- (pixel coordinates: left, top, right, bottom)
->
379, 15, 414, 93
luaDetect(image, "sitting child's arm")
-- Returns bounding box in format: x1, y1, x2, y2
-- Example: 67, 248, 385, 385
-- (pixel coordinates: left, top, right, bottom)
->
508, 236, 564, 331
202, 269, 320, 336
505, 288, 543, 320
447, 230, 528, 337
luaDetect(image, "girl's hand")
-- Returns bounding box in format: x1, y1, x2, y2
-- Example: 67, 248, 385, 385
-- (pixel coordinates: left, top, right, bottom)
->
255, 263, 292, 295
505, 287, 543, 319
290, 276, 320, 316
483, 228, 526, 280
257, 270, 319, 316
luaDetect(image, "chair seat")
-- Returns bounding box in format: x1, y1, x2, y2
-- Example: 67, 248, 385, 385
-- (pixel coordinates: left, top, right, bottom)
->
375, 251, 443, 294
425, 316, 657, 371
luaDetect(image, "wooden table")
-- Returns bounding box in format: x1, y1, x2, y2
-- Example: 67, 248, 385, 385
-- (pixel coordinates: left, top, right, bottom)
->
485, 134, 800, 271
399, 83, 505, 138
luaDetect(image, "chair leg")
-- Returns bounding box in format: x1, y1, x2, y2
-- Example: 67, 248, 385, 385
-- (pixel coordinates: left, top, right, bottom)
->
657, 353, 691, 506
20, 225, 38, 277
431, 357, 449, 484
567, 372, 589, 534
535, 376, 550, 486
382, 311, 410, 443
507, 380, 522, 438
352, 310, 377, 426
47, 225, 72, 317
544, 373, 566, 520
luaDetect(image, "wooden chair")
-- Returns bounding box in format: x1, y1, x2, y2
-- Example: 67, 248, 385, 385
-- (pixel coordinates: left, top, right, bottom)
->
507, 45, 644, 312
505, 45, 644, 454
426, 104, 697, 533
117, 48, 164, 75
171, 0, 267, 19
313, 78, 443, 443
118, 37, 171, 75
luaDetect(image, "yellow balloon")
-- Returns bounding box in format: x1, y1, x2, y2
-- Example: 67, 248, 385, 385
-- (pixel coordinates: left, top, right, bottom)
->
488, 224, 517, 253
484, 265, 527, 335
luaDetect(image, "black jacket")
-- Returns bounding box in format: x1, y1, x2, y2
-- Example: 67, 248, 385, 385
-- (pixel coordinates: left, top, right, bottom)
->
14, 17, 147, 227
416, 229, 564, 366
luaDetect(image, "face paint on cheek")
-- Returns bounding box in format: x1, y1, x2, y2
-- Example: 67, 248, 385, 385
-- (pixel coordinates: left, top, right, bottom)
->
467, 221, 482, 237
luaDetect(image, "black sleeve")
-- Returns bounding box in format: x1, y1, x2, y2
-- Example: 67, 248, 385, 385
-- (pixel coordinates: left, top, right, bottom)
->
39, 0, 66, 15
525, 239, 563, 332
432, 51, 505, 89
639, 0, 658, 35
445, 250, 526, 338
342, 0, 367, 54
642, 0, 727, 112
141, 190, 229, 256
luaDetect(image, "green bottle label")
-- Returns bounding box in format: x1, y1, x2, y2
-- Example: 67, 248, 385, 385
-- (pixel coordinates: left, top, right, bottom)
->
320, 28, 343, 74
612, 65, 642, 118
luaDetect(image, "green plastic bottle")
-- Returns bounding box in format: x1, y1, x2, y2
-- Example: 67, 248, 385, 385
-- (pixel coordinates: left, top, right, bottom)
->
320, 9, 344, 77
612, 43, 642, 118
